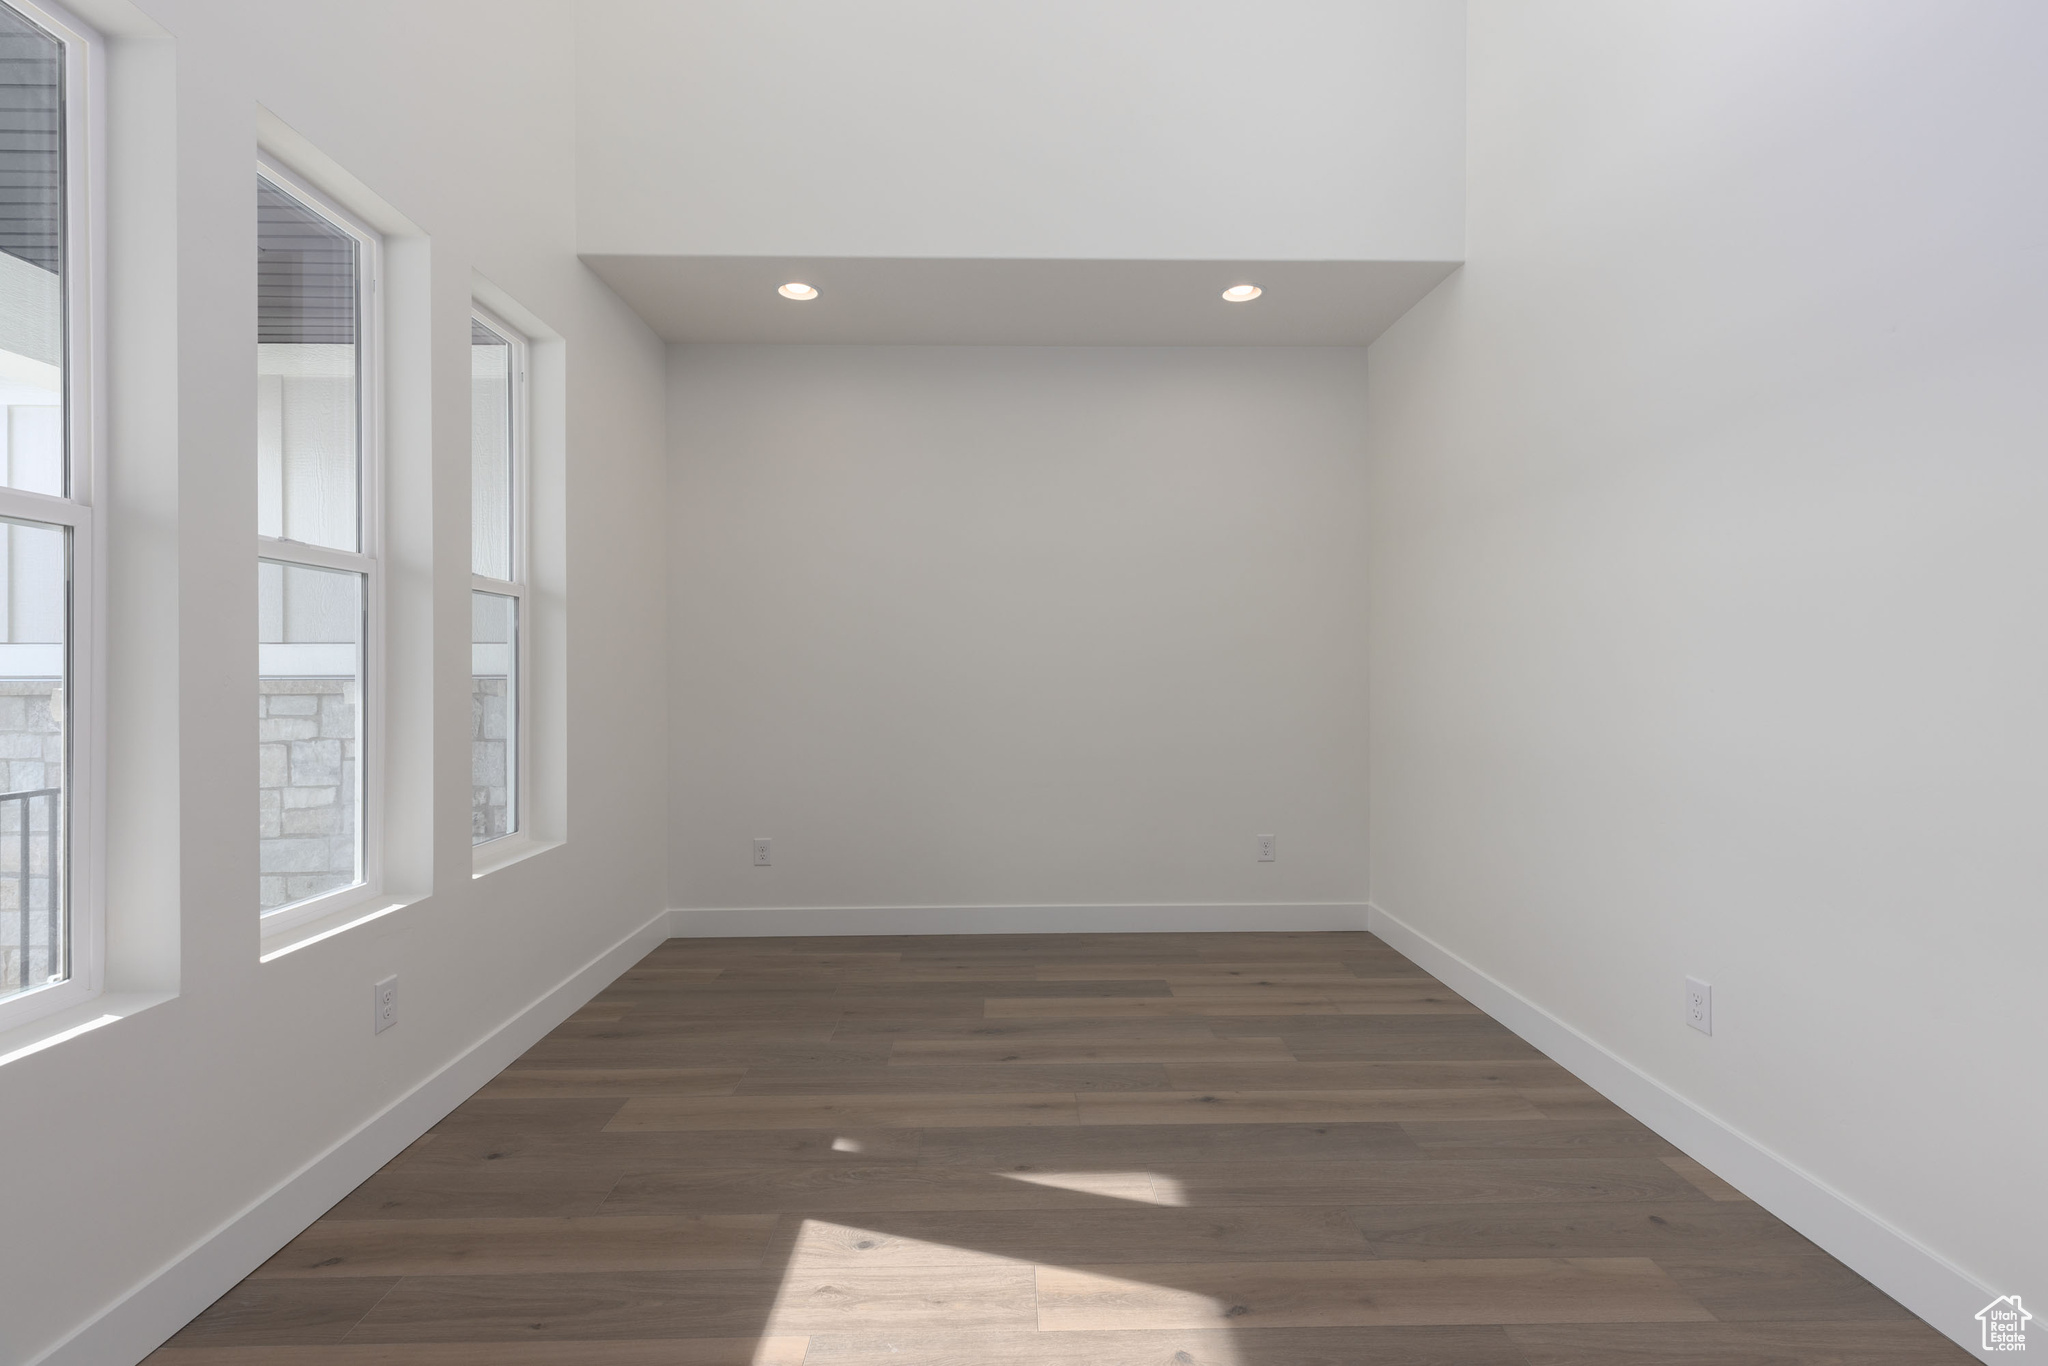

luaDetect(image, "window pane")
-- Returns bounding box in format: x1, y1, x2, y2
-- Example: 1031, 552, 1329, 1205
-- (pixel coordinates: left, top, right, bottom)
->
259, 561, 363, 912
471, 590, 516, 843
0, 518, 66, 1002
471, 319, 513, 579
0, 6, 64, 497
258, 176, 359, 552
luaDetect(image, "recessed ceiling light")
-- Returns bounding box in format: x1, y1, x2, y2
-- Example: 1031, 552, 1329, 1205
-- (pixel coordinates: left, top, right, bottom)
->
1221, 284, 1262, 303
778, 282, 819, 301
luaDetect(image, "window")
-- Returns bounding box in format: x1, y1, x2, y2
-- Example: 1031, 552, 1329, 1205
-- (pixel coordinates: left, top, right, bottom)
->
0, 0, 97, 1028
257, 164, 379, 926
470, 311, 525, 851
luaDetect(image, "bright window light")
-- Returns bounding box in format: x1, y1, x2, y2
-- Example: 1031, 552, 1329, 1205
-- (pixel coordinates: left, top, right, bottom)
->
995, 1170, 1187, 1206
0, 0, 97, 1033
256, 166, 379, 927
470, 309, 527, 851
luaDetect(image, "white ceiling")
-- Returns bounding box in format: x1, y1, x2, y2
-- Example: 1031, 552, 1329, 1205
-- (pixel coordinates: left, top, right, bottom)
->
581, 256, 1461, 347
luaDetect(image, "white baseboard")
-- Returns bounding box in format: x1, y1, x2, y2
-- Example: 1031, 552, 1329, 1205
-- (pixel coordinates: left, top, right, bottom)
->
1365, 900, 1996, 1363
34, 907, 675, 1366
668, 901, 1371, 937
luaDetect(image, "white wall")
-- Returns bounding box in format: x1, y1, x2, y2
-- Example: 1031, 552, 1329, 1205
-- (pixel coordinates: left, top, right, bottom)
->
1366, 0, 2047, 1346
579, 0, 1465, 263
0, 0, 669, 1361
669, 345, 1369, 920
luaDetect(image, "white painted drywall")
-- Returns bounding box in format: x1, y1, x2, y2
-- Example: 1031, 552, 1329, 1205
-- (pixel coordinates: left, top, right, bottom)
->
1366, 0, 2047, 1342
0, 0, 669, 1361
669, 345, 1370, 916
578, 0, 1465, 262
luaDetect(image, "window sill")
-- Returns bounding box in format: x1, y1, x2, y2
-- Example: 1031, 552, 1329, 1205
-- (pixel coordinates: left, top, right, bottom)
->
473, 832, 561, 880
260, 895, 416, 964
0, 991, 175, 1070
259, 877, 395, 940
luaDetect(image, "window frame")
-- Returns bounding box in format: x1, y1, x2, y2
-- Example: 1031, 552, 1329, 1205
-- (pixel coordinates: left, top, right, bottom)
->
254, 154, 386, 936
0, 0, 103, 1034
469, 303, 529, 865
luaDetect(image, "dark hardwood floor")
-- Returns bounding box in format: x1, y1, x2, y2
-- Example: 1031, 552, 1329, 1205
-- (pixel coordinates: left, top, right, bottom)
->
146, 931, 1970, 1364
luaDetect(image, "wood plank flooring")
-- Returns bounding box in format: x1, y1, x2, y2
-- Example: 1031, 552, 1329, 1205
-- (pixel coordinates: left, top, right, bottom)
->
148, 931, 1969, 1365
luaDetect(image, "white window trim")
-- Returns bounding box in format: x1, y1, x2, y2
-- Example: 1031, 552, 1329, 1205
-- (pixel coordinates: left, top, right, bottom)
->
255, 155, 387, 937
0, 0, 105, 1035
471, 303, 530, 869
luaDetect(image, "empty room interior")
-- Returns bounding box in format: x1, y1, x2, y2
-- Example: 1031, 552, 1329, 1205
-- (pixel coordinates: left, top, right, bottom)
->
0, 1, 2041, 1363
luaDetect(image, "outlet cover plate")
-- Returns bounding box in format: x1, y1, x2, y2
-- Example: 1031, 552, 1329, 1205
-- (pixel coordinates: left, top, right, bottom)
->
1685, 976, 1712, 1035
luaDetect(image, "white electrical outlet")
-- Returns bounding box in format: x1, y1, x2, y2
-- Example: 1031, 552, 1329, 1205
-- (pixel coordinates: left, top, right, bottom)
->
752, 837, 772, 867
1256, 834, 1277, 862
374, 975, 398, 1034
1685, 977, 1712, 1035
